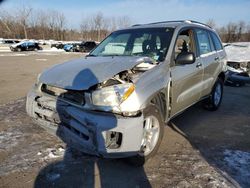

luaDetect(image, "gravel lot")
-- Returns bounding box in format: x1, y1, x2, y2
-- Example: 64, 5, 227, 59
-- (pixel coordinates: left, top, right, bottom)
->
0, 52, 249, 188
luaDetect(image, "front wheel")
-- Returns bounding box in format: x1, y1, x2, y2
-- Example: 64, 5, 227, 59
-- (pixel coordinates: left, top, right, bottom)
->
126, 104, 164, 166
203, 78, 223, 111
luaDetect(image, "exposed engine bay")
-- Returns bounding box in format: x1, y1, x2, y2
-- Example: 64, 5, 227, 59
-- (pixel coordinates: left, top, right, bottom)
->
96, 60, 157, 89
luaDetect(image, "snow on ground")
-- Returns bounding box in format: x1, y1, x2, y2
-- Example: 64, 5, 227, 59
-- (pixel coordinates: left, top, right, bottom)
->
40, 47, 65, 52
224, 149, 250, 187
224, 42, 250, 62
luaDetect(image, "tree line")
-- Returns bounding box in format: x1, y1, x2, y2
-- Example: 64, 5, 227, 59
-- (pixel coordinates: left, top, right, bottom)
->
0, 7, 131, 41
206, 19, 250, 42
0, 7, 250, 42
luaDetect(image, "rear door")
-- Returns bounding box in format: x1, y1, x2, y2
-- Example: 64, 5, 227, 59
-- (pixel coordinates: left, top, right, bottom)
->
170, 28, 204, 116
28, 42, 35, 51
195, 29, 221, 97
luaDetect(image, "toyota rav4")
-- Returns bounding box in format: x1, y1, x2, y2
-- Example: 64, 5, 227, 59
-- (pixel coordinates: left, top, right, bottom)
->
26, 20, 227, 165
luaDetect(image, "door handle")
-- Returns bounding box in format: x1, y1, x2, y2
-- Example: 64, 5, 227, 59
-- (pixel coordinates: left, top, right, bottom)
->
215, 57, 219, 61
196, 62, 202, 68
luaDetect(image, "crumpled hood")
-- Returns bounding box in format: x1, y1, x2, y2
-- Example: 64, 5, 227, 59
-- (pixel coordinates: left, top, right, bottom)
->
39, 56, 152, 90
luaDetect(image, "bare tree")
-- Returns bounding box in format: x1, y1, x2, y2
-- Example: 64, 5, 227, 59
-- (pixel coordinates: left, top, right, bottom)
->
0, 10, 16, 38
246, 23, 250, 41
57, 12, 66, 40
116, 16, 131, 29
206, 19, 216, 29
237, 21, 246, 41
16, 6, 32, 39
80, 16, 91, 40
36, 10, 50, 39
93, 12, 104, 41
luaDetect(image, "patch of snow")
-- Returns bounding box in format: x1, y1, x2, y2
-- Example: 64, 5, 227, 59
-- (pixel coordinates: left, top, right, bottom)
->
41, 47, 65, 52
45, 152, 58, 159
224, 149, 250, 186
37, 152, 42, 156
0, 49, 11, 52
36, 59, 47, 61
41, 147, 65, 161
0, 129, 23, 149
0, 53, 27, 57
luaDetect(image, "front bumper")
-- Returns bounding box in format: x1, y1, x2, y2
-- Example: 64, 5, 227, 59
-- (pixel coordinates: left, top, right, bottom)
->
26, 89, 144, 158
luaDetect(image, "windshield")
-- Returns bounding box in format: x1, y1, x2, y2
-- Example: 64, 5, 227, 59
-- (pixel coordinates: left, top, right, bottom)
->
90, 28, 174, 61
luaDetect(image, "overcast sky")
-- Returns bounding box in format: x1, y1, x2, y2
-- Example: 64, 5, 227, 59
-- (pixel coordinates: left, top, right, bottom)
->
1, 0, 250, 28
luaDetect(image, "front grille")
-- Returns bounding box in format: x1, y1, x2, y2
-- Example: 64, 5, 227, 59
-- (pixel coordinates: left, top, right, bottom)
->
41, 84, 85, 105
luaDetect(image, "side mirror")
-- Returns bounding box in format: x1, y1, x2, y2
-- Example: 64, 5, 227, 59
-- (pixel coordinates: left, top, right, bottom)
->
176, 52, 196, 65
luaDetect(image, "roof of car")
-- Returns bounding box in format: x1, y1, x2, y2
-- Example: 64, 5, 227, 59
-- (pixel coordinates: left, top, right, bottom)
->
128, 20, 214, 31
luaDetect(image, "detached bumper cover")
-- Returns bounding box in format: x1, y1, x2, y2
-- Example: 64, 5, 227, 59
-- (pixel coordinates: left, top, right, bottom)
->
26, 89, 144, 158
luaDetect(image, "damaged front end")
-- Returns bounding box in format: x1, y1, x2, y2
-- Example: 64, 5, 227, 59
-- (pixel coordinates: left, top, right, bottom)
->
226, 62, 250, 87
26, 56, 158, 158
225, 43, 250, 86
27, 26, 174, 158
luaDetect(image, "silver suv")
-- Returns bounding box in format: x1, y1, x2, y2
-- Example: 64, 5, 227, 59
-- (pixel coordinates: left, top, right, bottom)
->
26, 20, 227, 165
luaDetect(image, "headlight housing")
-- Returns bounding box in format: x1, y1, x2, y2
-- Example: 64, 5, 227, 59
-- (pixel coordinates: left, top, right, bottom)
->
91, 83, 135, 108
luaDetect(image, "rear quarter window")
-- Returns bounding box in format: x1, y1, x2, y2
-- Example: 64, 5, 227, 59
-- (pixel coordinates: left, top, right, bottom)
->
210, 32, 223, 51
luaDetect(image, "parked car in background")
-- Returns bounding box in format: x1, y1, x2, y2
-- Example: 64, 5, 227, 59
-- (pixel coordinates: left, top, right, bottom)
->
76, 41, 97, 52
63, 43, 75, 52
10, 41, 42, 52
63, 41, 97, 52
51, 42, 65, 49
4, 39, 20, 44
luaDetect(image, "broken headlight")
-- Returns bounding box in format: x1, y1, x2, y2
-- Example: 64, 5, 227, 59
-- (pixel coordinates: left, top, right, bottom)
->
91, 83, 135, 107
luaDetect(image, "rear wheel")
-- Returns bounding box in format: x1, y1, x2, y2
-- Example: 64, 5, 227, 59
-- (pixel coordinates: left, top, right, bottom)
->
126, 104, 164, 166
203, 78, 223, 111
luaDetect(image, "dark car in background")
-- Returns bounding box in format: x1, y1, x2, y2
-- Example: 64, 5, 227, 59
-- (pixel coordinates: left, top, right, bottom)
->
76, 41, 96, 52
51, 42, 65, 49
4, 39, 20, 44
63, 41, 97, 52
10, 41, 42, 52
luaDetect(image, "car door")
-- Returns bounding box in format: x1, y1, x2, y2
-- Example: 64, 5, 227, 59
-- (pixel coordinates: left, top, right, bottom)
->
90, 42, 96, 50
195, 29, 221, 97
85, 42, 91, 51
170, 28, 204, 117
27, 42, 34, 51
21, 43, 27, 51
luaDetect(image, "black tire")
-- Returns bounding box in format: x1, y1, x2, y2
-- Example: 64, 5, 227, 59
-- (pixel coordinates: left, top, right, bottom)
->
203, 78, 223, 111
126, 104, 164, 166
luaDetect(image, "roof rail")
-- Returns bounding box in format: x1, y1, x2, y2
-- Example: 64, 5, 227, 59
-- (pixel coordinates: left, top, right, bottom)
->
186, 20, 212, 28
132, 20, 184, 27
132, 20, 212, 28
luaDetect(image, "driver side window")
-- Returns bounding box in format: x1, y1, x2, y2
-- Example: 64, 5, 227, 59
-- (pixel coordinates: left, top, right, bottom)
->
174, 29, 196, 62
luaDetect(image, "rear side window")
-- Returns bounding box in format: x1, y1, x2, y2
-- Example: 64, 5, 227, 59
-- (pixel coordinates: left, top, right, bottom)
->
195, 29, 212, 55
210, 32, 223, 51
